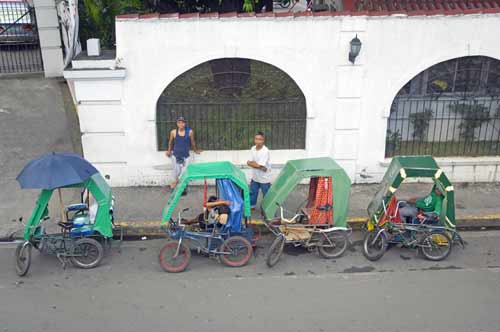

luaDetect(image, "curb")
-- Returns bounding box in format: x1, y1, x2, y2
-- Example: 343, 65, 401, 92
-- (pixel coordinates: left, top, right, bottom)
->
115, 214, 500, 238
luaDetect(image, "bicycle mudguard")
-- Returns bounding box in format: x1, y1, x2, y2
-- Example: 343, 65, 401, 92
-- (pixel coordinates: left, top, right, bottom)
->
452, 231, 465, 248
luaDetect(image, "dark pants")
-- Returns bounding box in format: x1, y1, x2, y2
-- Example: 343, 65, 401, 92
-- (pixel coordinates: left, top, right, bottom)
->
250, 180, 271, 208
255, 0, 273, 13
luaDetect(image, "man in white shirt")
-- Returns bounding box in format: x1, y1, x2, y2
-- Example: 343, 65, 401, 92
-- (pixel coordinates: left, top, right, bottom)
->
247, 132, 272, 210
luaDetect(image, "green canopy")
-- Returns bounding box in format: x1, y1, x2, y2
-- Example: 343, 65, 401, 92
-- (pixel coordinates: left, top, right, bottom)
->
23, 173, 114, 240
161, 161, 251, 224
367, 155, 455, 228
261, 157, 351, 227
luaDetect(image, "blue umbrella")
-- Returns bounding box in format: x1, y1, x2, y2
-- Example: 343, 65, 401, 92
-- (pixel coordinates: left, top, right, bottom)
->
16, 152, 98, 190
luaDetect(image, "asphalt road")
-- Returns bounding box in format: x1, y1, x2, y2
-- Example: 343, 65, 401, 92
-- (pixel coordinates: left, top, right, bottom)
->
1, 231, 499, 332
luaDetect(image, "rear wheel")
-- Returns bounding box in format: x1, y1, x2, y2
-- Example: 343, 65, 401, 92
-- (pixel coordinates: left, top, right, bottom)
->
159, 241, 191, 273
362, 230, 387, 261
420, 231, 452, 261
70, 238, 104, 269
318, 231, 348, 259
266, 235, 285, 267
15, 242, 32, 277
219, 236, 253, 267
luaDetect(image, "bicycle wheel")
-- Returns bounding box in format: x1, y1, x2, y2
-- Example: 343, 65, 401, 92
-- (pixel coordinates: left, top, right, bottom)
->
159, 240, 191, 273
318, 231, 348, 259
15, 241, 32, 277
219, 236, 253, 267
70, 238, 104, 269
420, 231, 452, 261
362, 230, 387, 261
266, 235, 285, 267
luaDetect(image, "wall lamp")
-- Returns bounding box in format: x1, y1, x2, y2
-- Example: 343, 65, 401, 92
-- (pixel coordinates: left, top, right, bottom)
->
349, 34, 362, 64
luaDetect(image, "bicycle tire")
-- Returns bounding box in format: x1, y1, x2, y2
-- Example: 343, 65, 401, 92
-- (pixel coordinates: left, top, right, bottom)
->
362, 230, 387, 261
70, 238, 104, 269
159, 240, 191, 273
266, 235, 285, 267
15, 241, 32, 277
420, 231, 452, 261
318, 231, 348, 259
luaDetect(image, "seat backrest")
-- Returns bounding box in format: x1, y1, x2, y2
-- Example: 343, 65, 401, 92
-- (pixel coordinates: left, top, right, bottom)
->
66, 203, 88, 212
378, 195, 402, 226
309, 177, 333, 225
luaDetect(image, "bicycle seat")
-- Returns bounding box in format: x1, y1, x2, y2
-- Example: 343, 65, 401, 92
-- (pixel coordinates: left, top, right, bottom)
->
58, 222, 74, 230
66, 203, 88, 212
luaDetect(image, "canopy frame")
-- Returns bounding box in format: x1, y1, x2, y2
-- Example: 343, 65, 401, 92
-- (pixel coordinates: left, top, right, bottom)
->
261, 157, 351, 228
23, 173, 114, 240
161, 161, 251, 224
367, 155, 455, 228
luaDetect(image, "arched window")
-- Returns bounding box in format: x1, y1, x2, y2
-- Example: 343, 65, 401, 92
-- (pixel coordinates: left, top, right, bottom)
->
156, 58, 307, 151
385, 56, 500, 158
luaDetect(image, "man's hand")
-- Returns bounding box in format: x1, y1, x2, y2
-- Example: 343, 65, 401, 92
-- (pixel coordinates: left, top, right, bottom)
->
247, 161, 260, 169
166, 150, 172, 157
194, 149, 203, 154
247, 161, 267, 171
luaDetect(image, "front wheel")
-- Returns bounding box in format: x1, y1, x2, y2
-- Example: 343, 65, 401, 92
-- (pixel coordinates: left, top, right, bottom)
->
15, 241, 32, 277
159, 240, 191, 273
70, 238, 104, 269
318, 231, 348, 259
362, 230, 387, 261
420, 231, 452, 261
266, 235, 285, 267
219, 236, 253, 267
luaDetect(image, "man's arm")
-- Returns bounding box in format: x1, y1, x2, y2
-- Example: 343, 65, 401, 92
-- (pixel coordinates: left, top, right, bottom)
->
248, 149, 269, 171
166, 130, 175, 157
189, 130, 202, 154
206, 200, 231, 208
247, 160, 267, 171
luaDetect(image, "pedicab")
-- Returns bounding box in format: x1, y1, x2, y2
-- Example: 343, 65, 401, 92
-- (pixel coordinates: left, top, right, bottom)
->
363, 155, 464, 262
159, 161, 255, 272
262, 157, 352, 267
15, 152, 117, 276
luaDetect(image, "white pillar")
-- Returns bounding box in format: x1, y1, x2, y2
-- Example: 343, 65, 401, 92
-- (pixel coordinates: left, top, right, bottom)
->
33, 0, 64, 77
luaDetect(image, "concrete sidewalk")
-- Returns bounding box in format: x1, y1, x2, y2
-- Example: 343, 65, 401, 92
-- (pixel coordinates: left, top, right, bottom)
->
0, 76, 82, 239
112, 182, 500, 221
4, 181, 500, 239
110, 181, 500, 236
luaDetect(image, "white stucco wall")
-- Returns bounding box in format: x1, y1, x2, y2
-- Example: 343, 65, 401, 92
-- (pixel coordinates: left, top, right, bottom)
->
33, 0, 64, 77
65, 12, 500, 186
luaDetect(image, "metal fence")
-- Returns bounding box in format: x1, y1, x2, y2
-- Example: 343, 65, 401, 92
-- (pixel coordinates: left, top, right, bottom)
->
157, 99, 307, 151
0, 1, 43, 74
386, 96, 500, 157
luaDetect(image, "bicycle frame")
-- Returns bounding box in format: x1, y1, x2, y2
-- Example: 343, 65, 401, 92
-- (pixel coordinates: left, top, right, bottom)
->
166, 209, 243, 258
265, 205, 351, 245
377, 197, 464, 248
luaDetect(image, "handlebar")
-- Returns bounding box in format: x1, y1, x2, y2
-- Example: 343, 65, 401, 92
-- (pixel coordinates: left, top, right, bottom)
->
382, 199, 407, 217
277, 204, 303, 224
169, 208, 190, 228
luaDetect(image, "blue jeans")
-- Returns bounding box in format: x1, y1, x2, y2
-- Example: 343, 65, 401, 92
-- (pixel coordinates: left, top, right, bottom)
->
250, 180, 271, 208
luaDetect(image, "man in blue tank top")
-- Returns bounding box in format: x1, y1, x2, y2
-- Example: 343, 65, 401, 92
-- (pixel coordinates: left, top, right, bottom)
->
166, 117, 201, 189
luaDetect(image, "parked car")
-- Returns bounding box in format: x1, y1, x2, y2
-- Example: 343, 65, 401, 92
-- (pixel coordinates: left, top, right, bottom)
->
0, 1, 37, 45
